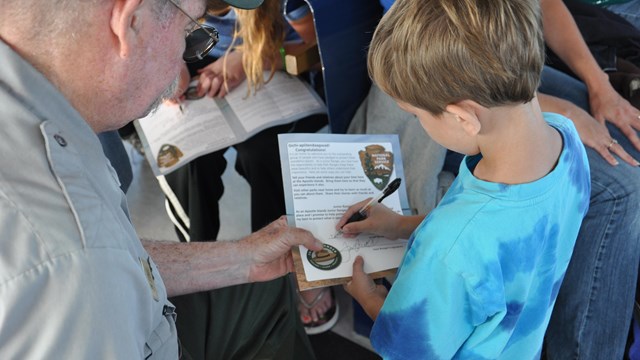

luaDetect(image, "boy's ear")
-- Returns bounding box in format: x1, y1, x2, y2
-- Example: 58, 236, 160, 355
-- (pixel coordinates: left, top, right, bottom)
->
110, 0, 144, 59
445, 101, 482, 136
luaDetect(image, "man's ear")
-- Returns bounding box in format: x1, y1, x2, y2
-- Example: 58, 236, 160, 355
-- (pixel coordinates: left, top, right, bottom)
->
445, 100, 482, 136
110, 0, 144, 59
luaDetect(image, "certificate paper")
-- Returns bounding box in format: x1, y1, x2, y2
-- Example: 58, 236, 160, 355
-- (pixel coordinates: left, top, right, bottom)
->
278, 133, 410, 289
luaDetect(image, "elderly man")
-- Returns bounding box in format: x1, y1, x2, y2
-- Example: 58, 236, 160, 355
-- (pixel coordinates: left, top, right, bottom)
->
0, 0, 322, 358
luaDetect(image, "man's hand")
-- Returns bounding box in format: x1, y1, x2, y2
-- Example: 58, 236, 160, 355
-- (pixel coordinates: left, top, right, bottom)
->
343, 256, 387, 320
244, 216, 323, 283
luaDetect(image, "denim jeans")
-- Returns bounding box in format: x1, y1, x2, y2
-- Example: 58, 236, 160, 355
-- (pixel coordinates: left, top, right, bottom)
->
606, 0, 640, 30
540, 66, 640, 359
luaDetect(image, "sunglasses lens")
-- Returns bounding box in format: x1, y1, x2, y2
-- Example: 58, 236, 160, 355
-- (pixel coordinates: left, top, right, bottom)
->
183, 26, 219, 62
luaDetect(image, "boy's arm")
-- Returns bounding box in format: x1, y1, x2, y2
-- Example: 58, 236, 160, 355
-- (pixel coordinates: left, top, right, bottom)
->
343, 256, 388, 320
540, 0, 640, 151
336, 199, 425, 240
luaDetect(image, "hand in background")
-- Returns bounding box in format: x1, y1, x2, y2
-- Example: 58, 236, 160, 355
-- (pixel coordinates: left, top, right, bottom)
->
196, 50, 246, 98
245, 216, 323, 283
343, 256, 387, 320
538, 93, 639, 167
164, 64, 191, 105
587, 81, 640, 153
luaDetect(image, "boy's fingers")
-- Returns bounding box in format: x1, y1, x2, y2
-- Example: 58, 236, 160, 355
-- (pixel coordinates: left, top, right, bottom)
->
341, 221, 362, 235
352, 256, 365, 277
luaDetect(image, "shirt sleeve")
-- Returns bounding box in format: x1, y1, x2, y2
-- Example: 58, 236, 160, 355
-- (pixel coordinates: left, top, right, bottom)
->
284, 0, 311, 22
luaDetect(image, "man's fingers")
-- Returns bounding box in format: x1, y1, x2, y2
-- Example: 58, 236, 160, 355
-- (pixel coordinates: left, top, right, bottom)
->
292, 228, 323, 251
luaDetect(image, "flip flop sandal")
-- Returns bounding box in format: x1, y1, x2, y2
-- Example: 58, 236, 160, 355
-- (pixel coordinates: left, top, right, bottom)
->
298, 287, 340, 335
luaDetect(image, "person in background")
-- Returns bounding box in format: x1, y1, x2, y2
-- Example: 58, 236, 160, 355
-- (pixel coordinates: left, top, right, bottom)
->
577, 0, 640, 29
539, 0, 640, 357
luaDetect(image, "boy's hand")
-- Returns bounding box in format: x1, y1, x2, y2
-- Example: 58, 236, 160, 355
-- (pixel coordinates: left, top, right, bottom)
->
343, 256, 387, 320
336, 199, 403, 240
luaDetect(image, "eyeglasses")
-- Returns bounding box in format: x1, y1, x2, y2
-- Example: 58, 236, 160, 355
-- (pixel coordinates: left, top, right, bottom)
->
168, 0, 219, 62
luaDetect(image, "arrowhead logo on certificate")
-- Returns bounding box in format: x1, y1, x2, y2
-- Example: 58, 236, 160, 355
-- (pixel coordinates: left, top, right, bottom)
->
359, 144, 394, 190
278, 133, 410, 290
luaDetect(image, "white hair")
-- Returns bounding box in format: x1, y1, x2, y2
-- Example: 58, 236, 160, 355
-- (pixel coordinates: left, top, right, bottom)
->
0, 0, 178, 41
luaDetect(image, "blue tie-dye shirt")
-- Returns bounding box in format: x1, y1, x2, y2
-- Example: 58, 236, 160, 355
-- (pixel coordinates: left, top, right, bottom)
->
370, 113, 590, 359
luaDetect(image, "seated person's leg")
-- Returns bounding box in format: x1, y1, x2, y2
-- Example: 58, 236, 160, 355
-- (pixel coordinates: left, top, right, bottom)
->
539, 65, 589, 111
165, 148, 315, 359
540, 65, 640, 359
604, 0, 640, 30
172, 275, 314, 360
547, 123, 640, 359
163, 149, 227, 242
234, 123, 291, 231
234, 114, 327, 231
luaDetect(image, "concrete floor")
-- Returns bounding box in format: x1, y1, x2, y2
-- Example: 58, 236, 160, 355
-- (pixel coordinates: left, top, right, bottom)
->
123, 142, 376, 353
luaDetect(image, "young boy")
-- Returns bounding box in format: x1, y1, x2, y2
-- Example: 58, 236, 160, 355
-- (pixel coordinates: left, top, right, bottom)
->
337, 0, 591, 358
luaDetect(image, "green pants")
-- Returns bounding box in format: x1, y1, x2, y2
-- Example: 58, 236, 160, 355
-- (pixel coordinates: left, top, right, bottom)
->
170, 276, 315, 360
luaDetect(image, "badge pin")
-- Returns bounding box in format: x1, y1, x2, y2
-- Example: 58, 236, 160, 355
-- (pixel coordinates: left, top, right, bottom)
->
140, 257, 159, 302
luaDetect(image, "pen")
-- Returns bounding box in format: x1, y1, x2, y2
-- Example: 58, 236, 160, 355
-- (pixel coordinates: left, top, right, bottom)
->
343, 178, 402, 226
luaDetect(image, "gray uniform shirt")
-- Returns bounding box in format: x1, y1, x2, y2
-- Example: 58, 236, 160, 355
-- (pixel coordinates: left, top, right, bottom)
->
0, 40, 179, 359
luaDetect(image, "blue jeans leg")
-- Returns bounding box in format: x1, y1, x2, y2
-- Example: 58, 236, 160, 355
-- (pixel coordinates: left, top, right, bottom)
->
539, 66, 590, 111
546, 123, 640, 359
539, 60, 640, 360
605, 0, 640, 31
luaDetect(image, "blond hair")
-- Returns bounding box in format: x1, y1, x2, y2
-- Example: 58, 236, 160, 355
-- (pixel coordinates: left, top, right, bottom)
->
368, 0, 544, 114
225, 0, 286, 94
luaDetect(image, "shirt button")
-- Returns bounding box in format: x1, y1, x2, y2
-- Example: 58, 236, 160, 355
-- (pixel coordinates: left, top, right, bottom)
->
54, 134, 67, 147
